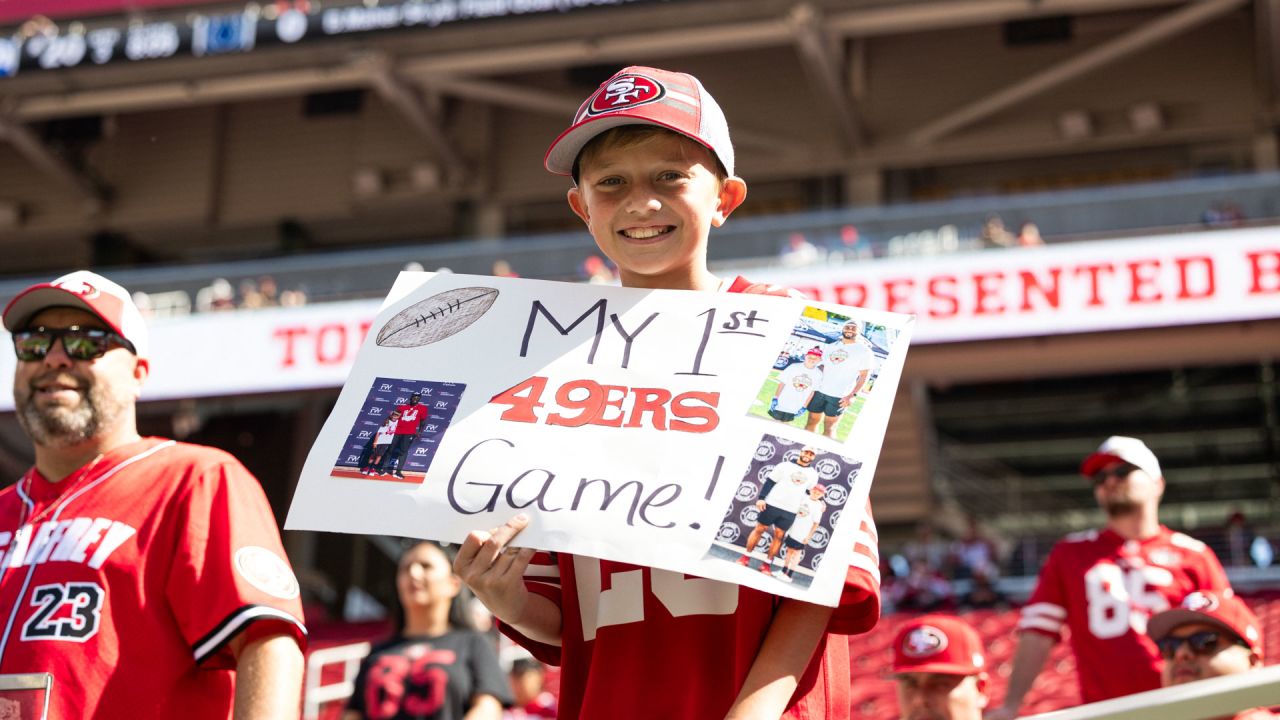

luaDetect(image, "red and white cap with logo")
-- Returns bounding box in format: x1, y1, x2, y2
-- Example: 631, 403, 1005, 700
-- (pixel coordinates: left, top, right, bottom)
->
1080, 435, 1162, 480
893, 614, 986, 675
3, 270, 149, 358
1148, 591, 1264, 657
545, 66, 734, 178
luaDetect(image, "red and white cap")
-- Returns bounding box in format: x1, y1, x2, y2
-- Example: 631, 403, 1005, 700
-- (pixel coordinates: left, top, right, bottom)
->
893, 615, 986, 676
545, 66, 734, 178
3, 270, 149, 358
1080, 435, 1162, 480
1148, 591, 1263, 658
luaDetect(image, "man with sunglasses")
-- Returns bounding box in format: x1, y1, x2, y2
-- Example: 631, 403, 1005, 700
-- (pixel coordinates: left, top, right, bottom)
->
989, 436, 1232, 719
0, 271, 307, 719
1149, 591, 1273, 718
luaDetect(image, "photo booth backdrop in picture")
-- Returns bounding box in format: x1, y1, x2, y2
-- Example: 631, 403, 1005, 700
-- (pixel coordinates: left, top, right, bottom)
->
716, 434, 861, 576
334, 377, 465, 476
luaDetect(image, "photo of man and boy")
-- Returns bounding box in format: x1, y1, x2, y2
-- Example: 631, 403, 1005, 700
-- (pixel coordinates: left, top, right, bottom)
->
333, 377, 464, 483
748, 307, 893, 443
704, 435, 861, 590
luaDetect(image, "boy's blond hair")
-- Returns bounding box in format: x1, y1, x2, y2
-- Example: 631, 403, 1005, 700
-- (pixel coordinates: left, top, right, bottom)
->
574, 125, 731, 183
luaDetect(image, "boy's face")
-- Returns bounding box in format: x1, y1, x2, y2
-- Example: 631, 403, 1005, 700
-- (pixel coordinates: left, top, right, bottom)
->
567, 131, 746, 289
803, 354, 820, 368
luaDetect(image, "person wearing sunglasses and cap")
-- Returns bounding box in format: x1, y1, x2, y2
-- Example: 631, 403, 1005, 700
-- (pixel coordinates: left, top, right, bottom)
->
893, 615, 990, 720
1148, 591, 1274, 719
0, 270, 307, 719
989, 436, 1233, 719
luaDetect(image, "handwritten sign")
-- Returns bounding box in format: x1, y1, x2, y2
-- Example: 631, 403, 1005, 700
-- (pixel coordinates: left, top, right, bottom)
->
286, 273, 913, 606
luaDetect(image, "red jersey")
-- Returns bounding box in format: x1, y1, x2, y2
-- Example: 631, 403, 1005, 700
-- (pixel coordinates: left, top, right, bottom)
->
0, 438, 307, 719
500, 277, 882, 720
1019, 526, 1231, 703
395, 404, 427, 435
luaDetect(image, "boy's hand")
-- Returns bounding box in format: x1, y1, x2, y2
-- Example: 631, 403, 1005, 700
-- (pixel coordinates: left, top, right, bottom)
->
453, 514, 538, 625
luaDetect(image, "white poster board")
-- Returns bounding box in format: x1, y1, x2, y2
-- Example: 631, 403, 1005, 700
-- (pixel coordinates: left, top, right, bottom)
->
286, 273, 913, 606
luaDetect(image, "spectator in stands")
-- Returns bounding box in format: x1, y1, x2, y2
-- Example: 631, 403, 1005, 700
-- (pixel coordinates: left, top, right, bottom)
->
503, 656, 557, 719
893, 615, 990, 720
346, 541, 512, 720
258, 275, 281, 306
581, 255, 616, 284
492, 260, 520, 278
239, 278, 266, 309
903, 521, 951, 574
890, 558, 954, 612
988, 436, 1232, 719
1016, 221, 1044, 247
960, 567, 1009, 610
779, 232, 821, 267
1148, 591, 1274, 719
1202, 202, 1246, 229
1225, 510, 1254, 568
951, 515, 1003, 580
980, 214, 1015, 249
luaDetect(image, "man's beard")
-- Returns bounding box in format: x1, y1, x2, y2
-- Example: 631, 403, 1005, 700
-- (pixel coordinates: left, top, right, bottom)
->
1101, 498, 1140, 517
15, 374, 129, 447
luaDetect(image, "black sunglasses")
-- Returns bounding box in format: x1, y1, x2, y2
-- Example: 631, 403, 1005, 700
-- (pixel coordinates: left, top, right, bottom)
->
12, 326, 136, 362
1091, 463, 1140, 485
1155, 630, 1244, 659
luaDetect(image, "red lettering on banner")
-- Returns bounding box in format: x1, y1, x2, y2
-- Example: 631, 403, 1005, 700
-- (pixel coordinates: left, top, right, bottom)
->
1248, 251, 1280, 294
1073, 263, 1115, 307
927, 276, 959, 318
1175, 256, 1215, 300
1019, 268, 1061, 311
973, 272, 1006, 315
883, 278, 915, 314
669, 391, 721, 433
273, 326, 308, 368
315, 323, 348, 365
490, 377, 719, 433
1126, 259, 1163, 304
833, 282, 866, 308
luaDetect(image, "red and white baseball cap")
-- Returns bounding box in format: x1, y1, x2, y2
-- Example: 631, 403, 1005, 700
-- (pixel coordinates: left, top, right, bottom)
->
1148, 591, 1263, 658
3, 270, 149, 358
545, 66, 734, 178
1080, 435, 1162, 480
893, 615, 986, 675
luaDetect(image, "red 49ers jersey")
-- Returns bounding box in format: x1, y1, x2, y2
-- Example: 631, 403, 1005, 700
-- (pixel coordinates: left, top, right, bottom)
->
1018, 526, 1230, 703
0, 438, 307, 719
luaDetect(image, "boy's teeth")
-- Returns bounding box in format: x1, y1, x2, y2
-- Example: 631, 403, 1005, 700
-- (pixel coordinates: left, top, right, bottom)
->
624, 227, 667, 239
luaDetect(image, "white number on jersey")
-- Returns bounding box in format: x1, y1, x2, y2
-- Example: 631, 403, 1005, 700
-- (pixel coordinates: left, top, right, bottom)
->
574, 558, 738, 641
21, 582, 104, 642
1083, 562, 1173, 638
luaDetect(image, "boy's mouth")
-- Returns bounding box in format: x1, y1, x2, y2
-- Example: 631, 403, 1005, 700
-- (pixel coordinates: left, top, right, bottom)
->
619, 226, 674, 241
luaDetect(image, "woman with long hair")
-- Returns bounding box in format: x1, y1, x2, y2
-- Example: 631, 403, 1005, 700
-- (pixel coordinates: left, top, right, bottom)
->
345, 541, 511, 720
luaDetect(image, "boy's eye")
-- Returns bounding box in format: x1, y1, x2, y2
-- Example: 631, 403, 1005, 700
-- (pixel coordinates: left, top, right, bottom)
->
658, 171, 685, 181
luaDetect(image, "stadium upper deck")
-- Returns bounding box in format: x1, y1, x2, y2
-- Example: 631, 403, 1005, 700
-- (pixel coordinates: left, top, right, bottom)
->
0, 0, 1277, 275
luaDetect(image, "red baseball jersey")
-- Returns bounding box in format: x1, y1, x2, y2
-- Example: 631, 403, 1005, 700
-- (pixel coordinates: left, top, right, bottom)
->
395, 404, 427, 435
1018, 526, 1231, 702
500, 277, 882, 720
0, 438, 307, 719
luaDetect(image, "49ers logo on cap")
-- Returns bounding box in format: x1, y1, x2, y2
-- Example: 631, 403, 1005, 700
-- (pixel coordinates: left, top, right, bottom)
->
53, 279, 100, 299
902, 625, 949, 657
1181, 591, 1220, 612
586, 74, 665, 116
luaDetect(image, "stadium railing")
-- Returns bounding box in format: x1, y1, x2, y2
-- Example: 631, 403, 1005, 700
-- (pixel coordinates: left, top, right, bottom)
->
1021, 664, 1280, 720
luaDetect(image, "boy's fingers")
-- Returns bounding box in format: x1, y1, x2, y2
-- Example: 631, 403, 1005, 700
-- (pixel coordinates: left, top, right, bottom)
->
475, 514, 531, 568
453, 530, 491, 574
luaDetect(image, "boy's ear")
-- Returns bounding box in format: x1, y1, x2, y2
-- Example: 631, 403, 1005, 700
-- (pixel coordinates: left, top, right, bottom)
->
712, 177, 748, 227
567, 187, 590, 225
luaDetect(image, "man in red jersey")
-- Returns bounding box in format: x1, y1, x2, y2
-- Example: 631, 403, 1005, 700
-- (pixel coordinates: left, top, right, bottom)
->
893, 615, 989, 720
451, 66, 882, 720
0, 270, 307, 719
380, 392, 426, 479
1149, 591, 1275, 719
989, 436, 1231, 717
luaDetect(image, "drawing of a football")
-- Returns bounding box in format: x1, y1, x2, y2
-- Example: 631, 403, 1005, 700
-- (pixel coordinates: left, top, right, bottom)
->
376, 286, 500, 348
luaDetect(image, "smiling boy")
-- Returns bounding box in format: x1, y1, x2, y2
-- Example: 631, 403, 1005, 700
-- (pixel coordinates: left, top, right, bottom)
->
453, 66, 881, 720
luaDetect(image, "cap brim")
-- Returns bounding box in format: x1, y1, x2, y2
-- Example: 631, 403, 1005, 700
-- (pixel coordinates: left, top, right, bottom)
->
2, 285, 121, 336
544, 114, 717, 176
892, 662, 981, 676
1080, 451, 1123, 478
1147, 609, 1238, 643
